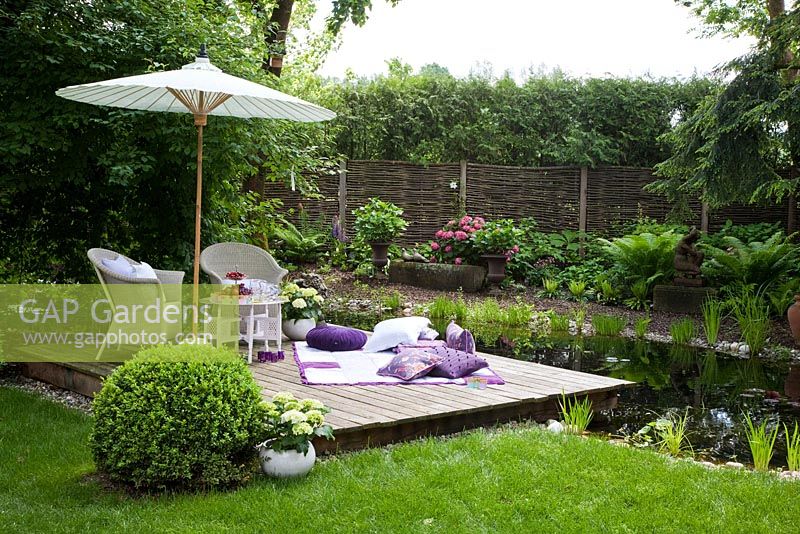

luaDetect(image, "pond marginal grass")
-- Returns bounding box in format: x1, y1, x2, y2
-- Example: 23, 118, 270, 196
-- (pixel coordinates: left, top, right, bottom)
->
2, 387, 800, 533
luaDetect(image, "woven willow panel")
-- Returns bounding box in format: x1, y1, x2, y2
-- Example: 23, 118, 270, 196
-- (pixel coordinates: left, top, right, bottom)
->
709, 203, 791, 233
345, 160, 461, 245
466, 164, 581, 232
260, 161, 795, 243
262, 172, 339, 231
585, 166, 703, 232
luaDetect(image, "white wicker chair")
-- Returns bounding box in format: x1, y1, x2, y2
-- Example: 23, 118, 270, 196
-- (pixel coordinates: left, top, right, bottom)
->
200, 242, 288, 285
200, 242, 288, 350
86, 248, 186, 354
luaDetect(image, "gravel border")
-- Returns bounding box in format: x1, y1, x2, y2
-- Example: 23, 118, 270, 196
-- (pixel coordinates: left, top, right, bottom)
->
0, 367, 92, 414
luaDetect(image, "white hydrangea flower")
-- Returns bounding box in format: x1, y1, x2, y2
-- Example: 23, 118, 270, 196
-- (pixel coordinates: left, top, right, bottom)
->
301, 398, 325, 411
272, 391, 295, 404
291, 298, 307, 309
292, 422, 313, 436
313, 295, 324, 304
300, 287, 317, 297
280, 409, 308, 424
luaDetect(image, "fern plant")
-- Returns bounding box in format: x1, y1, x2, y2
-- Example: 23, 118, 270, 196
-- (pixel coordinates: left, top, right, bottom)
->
599, 232, 680, 283
270, 221, 328, 264
703, 232, 799, 293
567, 280, 587, 301
540, 278, 560, 298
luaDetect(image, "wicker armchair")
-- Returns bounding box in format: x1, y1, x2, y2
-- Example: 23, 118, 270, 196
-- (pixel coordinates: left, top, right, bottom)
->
88, 248, 185, 286
200, 242, 288, 285
87, 248, 186, 354
201, 243, 288, 348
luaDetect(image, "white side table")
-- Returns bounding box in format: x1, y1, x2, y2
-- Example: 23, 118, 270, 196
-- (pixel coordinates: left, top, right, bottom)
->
240, 299, 284, 364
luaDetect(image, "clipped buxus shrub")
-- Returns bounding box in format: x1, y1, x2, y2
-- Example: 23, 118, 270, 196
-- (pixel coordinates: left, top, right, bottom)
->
90, 344, 264, 491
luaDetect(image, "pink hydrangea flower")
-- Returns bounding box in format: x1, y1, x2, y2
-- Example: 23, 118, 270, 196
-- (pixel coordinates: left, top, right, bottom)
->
430, 242, 440, 251
454, 257, 463, 265
473, 223, 482, 230
444, 245, 453, 253
460, 216, 472, 226
468, 227, 477, 233
435, 230, 445, 238
512, 245, 520, 253
475, 217, 485, 225
444, 231, 454, 239
447, 220, 455, 226
455, 231, 468, 241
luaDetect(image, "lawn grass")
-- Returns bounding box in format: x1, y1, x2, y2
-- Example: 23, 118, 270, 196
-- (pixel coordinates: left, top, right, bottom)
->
2, 386, 800, 533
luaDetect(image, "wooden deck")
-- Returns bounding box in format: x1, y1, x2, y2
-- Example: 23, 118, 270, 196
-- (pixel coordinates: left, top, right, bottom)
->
21, 342, 632, 453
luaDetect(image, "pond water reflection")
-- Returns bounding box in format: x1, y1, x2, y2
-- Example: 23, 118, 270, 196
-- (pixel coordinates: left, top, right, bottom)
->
328, 310, 800, 467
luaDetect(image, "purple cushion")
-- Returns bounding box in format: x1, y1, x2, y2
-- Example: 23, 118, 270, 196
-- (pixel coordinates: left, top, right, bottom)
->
393, 340, 447, 353
377, 349, 441, 381
424, 346, 488, 379
445, 321, 475, 354
306, 325, 367, 352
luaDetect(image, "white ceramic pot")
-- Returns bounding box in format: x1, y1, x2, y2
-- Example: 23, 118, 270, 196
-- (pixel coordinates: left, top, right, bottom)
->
282, 318, 316, 341
259, 442, 316, 478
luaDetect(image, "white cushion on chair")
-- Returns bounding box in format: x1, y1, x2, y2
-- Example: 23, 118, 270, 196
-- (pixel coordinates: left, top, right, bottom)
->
133, 261, 158, 280
101, 256, 134, 277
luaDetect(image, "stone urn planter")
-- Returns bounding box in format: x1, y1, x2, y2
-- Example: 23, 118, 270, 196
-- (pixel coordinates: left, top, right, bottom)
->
482, 254, 508, 285
787, 294, 800, 344
370, 242, 391, 269
258, 442, 316, 478
282, 318, 316, 341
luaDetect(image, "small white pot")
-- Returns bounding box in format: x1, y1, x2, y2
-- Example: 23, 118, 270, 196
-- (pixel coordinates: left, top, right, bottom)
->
282, 318, 316, 341
259, 442, 316, 478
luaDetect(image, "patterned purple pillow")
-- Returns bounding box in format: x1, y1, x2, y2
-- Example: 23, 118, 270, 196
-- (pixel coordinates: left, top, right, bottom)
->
393, 340, 447, 353
424, 346, 488, 379
445, 321, 475, 354
377, 349, 441, 381
306, 325, 368, 351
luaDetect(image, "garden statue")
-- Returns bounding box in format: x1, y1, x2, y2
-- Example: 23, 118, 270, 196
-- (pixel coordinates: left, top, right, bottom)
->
673, 227, 704, 286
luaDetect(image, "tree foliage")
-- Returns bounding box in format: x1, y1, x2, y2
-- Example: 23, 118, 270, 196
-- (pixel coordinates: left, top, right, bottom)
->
0, 0, 336, 282
321, 64, 716, 167
651, 0, 800, 206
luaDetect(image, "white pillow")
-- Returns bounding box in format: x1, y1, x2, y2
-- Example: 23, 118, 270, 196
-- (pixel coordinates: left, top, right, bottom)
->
418, 327, 439, 340
363, 316, 431, 352
133, 261, 158, 280
101, 256, 134, 277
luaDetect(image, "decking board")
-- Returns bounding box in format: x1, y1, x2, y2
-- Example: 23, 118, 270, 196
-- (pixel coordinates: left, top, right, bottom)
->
22, 340, 632, 452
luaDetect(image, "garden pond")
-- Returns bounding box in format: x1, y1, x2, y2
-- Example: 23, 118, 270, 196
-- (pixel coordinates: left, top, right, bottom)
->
328, 310, 800, 468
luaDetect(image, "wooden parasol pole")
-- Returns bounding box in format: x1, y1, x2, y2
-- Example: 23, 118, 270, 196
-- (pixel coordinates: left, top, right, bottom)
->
192, 111, 207, 332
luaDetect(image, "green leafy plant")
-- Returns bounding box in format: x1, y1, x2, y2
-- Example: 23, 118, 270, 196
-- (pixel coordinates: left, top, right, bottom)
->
468, 299, 532, 328
269, 220, 328, 265
280, 282, 324, 321
429, 295, 467, 322
90, 344, 264, 491
785, 422, 800, 472
655, 410, 692, 457
595, 277, 622, 305
573, 307, 587, 335
634, 316, 651, 339
669, 318, 696, 345
381, 290, 403, 312
701, 298, 724, 346
473, 219, 523, 255
540, 278, 561, 298
624, 275, 660, 310
728, 287, 771, 355
703, 233, 799, 293
352, 197, 408, 243
259, 391, 334, 454
559, 392, 593, 434
549, 311, 570, 333
599, 232, 680, 283
591, 314, 627, 336
743, 414, 779, 472
568, 280, 588, 301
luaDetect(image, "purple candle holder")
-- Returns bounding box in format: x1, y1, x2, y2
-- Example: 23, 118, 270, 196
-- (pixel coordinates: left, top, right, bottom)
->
257, 351, 268, 363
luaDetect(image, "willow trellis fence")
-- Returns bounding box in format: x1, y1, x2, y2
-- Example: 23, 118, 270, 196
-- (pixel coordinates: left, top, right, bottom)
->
262, 160, 796, 245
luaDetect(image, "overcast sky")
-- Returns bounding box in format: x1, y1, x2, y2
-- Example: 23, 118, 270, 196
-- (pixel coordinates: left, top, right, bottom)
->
314, 0, 755, 80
